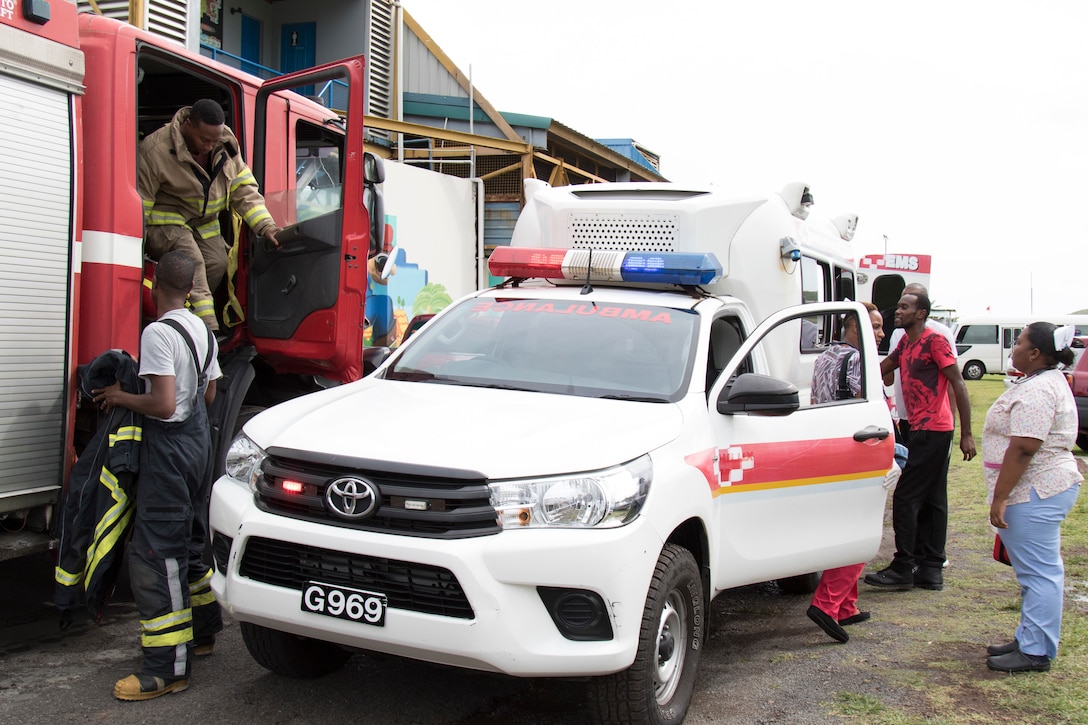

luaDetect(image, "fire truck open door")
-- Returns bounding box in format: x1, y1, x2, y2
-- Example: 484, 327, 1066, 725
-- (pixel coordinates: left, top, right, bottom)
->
248, 58, 369, 382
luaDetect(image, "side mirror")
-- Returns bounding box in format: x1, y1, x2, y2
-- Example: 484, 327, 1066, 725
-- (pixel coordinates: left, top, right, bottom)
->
717, 373, 799, 416
363, 152, 386, 184
363, 154, 386, 257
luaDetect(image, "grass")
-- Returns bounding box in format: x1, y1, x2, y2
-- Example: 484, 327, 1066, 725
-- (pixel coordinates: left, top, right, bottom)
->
827, 376, 1088, 724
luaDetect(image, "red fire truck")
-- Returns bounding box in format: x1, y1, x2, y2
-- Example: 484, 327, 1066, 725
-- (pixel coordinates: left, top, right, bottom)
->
0, 2, 477, 558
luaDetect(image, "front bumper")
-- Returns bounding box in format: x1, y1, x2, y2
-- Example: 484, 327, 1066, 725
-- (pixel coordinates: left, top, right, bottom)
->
210, 476, 664, 677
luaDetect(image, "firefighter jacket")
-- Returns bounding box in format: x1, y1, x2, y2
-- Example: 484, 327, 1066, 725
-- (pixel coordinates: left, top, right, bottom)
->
137, 106, 277, 242
54, 350, 144, 621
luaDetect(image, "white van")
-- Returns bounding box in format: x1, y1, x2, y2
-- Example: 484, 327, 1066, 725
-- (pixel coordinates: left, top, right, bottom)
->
954, 314, 1088, 379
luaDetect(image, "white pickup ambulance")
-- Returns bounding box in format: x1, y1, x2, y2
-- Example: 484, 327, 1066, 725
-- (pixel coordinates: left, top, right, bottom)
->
210, 182, 895, 724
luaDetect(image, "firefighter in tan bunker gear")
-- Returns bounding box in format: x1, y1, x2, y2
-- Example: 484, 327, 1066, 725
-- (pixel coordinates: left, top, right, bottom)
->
138, 99, 281, 331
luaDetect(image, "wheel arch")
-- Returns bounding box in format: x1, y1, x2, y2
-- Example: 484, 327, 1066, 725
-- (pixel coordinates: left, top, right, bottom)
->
666, 517, 711, 601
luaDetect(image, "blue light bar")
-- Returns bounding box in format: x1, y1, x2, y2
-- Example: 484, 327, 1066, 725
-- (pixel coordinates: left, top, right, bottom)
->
620, 252, 723, 286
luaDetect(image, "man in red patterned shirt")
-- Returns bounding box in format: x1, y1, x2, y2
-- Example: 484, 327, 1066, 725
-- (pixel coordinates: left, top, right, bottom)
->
864, 291, 976, 591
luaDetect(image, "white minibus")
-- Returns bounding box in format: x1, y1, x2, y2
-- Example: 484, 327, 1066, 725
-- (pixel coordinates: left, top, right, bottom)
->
953, 315, 1088, 379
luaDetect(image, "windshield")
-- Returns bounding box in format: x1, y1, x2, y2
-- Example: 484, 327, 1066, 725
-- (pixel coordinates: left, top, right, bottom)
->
384, 297, 699, 401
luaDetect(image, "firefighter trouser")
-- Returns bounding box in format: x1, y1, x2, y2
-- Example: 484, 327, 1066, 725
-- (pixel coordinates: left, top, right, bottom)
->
146, 225, 228, 331
129, 403, 222, 680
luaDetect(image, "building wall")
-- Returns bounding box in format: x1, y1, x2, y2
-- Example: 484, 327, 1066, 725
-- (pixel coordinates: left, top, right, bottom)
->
214, 0, 365, 72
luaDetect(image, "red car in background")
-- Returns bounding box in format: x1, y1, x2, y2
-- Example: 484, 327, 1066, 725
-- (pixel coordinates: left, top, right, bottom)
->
1066, 340, 1088, 451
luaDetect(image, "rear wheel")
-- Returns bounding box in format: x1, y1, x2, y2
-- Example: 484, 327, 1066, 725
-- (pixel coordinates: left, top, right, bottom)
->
589, 544, 703, 724
1077, 432, 1088, 452
962, 360, 985, 380
240, 622, 352, 678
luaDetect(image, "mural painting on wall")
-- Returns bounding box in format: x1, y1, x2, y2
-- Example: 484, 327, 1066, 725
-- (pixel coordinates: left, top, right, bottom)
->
201, 0, 224, 49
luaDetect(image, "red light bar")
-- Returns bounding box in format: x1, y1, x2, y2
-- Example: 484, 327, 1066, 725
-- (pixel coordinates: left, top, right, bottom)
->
487, 248, 570, 279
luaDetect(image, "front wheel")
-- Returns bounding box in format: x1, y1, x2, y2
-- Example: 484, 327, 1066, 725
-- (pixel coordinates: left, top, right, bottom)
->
240, 622, 352, 678
589, 544, 703, 724
962, 360, 985, 380
1077, 432, 1088, 452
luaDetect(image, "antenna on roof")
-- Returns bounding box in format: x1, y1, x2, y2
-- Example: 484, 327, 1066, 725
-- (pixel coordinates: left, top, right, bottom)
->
581, 248, 594, 295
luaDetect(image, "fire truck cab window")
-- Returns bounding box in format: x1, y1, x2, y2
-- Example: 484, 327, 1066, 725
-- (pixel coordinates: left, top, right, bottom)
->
294, 121, 344, 223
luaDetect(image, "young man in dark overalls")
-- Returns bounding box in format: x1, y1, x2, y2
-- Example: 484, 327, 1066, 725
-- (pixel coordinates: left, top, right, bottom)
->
93, 250, 223, 700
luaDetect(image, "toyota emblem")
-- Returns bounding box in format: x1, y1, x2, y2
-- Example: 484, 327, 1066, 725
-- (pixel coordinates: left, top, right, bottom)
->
325, 477, 379, 520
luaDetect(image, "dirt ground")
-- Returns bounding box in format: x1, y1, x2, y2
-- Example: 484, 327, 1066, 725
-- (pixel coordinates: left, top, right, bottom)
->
2, 488, 1084, 724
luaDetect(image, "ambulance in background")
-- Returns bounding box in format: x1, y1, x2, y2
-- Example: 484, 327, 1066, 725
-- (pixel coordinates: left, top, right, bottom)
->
854, 253, 934, 353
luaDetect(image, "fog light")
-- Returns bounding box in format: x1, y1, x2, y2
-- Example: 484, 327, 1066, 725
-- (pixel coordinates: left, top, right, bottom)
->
537, 587, 613, 641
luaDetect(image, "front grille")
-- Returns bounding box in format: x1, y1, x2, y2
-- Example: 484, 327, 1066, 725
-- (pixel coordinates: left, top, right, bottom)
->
255, 452, 500, 539
240, 537, 473, 619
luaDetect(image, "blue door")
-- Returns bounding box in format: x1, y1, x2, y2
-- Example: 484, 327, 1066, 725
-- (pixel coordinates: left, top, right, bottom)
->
240, 15, 262, 76
280, 22, 316, 95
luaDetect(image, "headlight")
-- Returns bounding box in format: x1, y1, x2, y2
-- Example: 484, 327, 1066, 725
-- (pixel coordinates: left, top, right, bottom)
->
490, 455, 652, 529
224, 434, 266, 492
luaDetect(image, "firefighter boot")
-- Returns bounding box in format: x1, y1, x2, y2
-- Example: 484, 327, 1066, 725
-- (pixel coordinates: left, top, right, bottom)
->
113, 674, 189, 701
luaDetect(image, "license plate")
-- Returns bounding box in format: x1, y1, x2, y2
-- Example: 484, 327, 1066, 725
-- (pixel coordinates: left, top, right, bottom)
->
301, 581, 387, 626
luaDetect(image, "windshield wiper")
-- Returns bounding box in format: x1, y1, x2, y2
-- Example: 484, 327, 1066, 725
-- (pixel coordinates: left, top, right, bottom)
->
597, 394, 669, 403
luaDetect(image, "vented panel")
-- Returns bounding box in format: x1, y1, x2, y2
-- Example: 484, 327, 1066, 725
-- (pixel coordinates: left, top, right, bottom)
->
569, 213, 678, 252
77, 0, 189, 48
146, 0, 188, 48
365, 0, 394, 142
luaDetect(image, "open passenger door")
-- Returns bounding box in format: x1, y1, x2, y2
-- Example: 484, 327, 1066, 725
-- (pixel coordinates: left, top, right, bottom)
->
247, 58, 369, 382
707, 302, 894, 590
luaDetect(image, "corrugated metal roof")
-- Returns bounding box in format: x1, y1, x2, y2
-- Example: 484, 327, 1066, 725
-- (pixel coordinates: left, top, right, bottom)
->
594, 138, 661, 174
403, 93, 550, 129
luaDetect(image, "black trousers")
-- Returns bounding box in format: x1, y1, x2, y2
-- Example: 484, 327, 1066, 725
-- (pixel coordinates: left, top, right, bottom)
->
890, 429, 953, 573
129, 403, 222, 679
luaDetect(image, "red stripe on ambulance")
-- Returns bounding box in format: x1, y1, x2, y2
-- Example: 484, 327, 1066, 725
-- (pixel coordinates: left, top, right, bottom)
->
706, 436, 892, 495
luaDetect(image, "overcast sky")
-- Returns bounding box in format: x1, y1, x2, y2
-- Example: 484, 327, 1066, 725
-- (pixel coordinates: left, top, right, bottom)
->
405, 0, 1087, 318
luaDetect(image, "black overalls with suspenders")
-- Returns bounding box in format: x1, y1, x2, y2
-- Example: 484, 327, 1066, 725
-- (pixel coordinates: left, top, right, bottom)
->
129, 317, 222, 679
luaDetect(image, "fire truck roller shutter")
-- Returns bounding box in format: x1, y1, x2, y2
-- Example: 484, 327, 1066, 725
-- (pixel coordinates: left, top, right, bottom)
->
0, 74, 72, 506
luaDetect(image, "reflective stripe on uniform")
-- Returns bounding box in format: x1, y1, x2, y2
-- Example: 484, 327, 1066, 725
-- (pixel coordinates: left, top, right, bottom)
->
85, 465, 135, 586
190, 299, 216, 320
242, 205, 273, 229
179, 195, 228, 216
55, 566, 82, 587
147, 209, 189, 226
190, 569, 216, 606
142, 625, 195, 648
109, 426, 142, 446
195, 219, 221, 240
229, 168, 256, 192
141, 607, 192, 631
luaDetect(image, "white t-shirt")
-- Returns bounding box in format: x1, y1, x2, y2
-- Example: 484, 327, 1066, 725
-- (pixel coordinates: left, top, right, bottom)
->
888, 319, 957, 420
139, 308, 222, 422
